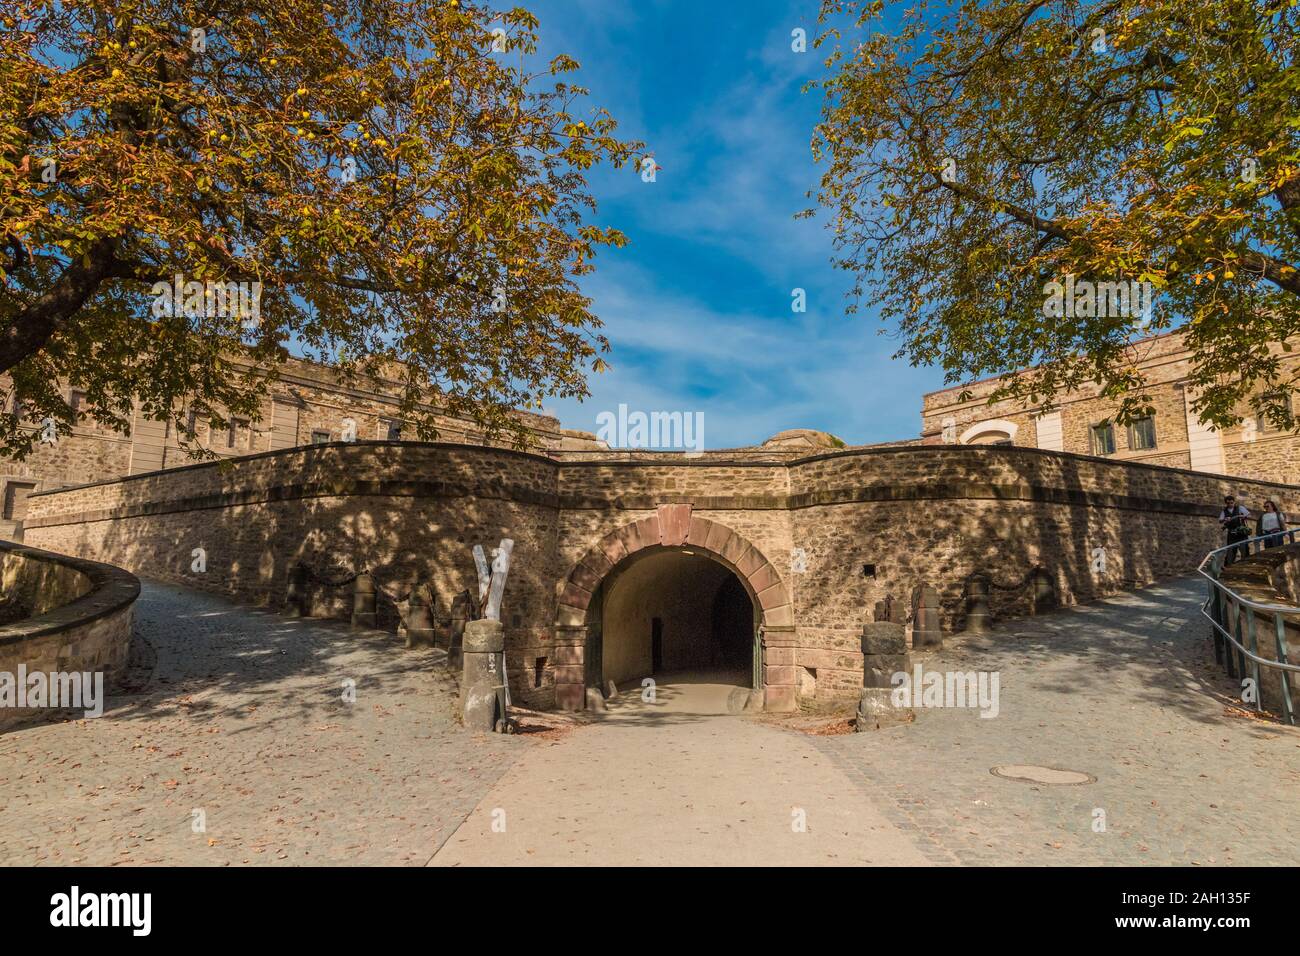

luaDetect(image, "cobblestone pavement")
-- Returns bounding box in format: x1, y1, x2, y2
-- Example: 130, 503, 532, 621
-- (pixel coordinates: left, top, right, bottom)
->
0, 581, 520, 866
3, 575, 1296, 866
816, 576, 1300, 865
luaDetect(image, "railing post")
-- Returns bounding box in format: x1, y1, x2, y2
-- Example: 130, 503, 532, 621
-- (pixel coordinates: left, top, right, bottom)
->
1245, 608, 1263, 712
1209, 582, 1224, 665
1225, 598, 1238, 679
1275, 613, 1296, 727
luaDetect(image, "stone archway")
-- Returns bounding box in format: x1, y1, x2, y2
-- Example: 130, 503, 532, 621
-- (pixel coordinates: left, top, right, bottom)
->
554, 504, 795, 712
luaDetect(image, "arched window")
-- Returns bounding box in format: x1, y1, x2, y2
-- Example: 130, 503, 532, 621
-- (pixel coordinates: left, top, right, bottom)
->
959, 419, 1020, 446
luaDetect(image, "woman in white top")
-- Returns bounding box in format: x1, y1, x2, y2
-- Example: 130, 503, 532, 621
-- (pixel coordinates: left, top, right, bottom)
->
1258, 499, 1288, 548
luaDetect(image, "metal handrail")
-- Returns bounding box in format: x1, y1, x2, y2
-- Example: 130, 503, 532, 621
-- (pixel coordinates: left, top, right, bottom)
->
1196, 527, 1299, 725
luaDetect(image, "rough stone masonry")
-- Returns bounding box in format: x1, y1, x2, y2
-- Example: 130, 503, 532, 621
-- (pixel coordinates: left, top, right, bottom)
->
18, 439, 1300, 712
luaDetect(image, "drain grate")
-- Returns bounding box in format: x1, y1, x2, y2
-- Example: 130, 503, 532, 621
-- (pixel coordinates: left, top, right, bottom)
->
990, 764, 1095, 785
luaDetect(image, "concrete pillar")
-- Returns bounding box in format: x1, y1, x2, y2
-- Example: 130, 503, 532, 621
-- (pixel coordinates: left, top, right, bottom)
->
461, 619, 507, 732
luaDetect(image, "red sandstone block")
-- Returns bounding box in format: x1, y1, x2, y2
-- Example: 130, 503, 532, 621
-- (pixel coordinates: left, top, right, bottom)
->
552, 645, 584, 665
569, 560, 602, 594
687, 516, 714, 546
747, 563, 780, 594
657, 503, 692, 546
631, 516, 659, 552
580, 549, 614, 578
554, 664, 585, 684
737, 547, 765, 577
757, 582, 791, 611
765, 685, 797, 712
555, 604, 587, 628
601, 535, 629, 567
763, 604, 794, 627
764, 646, 796, 666
559, 582, 592, 610
720, 534, 749, 566
703, 521, 730, 555
761, 624, 798, 645
557, 684, 585, 712
765, 665, 797, 686
614, 522, 641, 556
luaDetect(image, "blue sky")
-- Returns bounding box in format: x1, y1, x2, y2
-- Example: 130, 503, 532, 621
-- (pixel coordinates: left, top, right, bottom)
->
524, 0, 948, 448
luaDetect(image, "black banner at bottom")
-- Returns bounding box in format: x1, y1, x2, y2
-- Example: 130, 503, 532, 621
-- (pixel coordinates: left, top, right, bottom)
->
3, 866, 1274, 942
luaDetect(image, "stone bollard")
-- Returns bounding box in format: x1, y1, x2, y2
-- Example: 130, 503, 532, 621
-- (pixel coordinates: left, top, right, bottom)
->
284, 563, 309, 617
351, 572, 376, 629
1030, 568, 1056, 615
963, 575, 991, 634
448, 590, 472, 666
461, 619, 508, 732
404, 581, 436, 648
910, 583, 943, 649
856, 618, 912, 732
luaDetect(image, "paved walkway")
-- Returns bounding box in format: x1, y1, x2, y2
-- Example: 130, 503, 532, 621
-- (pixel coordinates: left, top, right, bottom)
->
815, 577, 1300, 865
431, 675, 927, 866
2, 576, 1297, 866
0, 582, 517, 866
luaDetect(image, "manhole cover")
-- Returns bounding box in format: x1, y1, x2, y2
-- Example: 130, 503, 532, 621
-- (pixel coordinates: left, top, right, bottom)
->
990, 765, 1095, 785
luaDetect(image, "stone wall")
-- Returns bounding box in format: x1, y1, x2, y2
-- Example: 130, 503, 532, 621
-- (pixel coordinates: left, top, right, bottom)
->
0, 540, 140, 732
22, 441, 1300, 710
0, 355, 565, 542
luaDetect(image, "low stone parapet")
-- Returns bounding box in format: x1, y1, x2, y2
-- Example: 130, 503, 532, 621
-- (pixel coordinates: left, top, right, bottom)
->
0, 540, 139, 732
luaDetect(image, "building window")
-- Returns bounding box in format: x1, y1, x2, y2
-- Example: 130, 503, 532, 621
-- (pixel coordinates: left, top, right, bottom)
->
68, 390, 88, 427
1255, 392, 1293, 434
1128, 416, 1157, 451
1090, 422, 1116, 456
227, 418, 249, 450
311, 430, 331, 445
966, 429, 1013, 446
184, 408, 199, 439
380, 418, 402, 441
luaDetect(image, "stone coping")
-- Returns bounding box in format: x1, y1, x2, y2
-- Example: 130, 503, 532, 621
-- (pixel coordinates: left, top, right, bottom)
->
0, 539, 141, 648
21, 476, 1270, 532
23, 440, 1300, 534
28, 438, 1300, 499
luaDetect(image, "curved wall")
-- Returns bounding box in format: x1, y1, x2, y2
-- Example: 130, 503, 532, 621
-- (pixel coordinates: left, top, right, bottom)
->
21, 440, 1300, 709
0, 540, 139, 731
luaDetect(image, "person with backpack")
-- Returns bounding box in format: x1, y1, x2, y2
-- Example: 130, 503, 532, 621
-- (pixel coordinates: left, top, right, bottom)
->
1219, 494, 1251, 563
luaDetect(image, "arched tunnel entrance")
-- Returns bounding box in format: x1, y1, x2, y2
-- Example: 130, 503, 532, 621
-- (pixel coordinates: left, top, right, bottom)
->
585, 547, 759, 696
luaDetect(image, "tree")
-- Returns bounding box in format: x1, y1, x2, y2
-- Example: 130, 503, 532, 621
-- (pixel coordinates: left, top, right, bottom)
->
810, 0, 1300, 430
0, 0, 641, 459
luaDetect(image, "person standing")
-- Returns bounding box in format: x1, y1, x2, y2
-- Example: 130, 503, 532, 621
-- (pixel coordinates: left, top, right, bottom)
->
1219, 494, 1251, 563
1257, 499, 1288, 549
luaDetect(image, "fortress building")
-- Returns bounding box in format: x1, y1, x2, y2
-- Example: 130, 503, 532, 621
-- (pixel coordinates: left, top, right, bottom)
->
6, 331, 1300, 713
922, 331, 1300, 486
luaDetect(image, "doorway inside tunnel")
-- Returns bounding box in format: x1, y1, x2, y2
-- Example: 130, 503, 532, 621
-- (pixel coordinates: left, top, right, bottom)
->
584, 547, 759, 694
